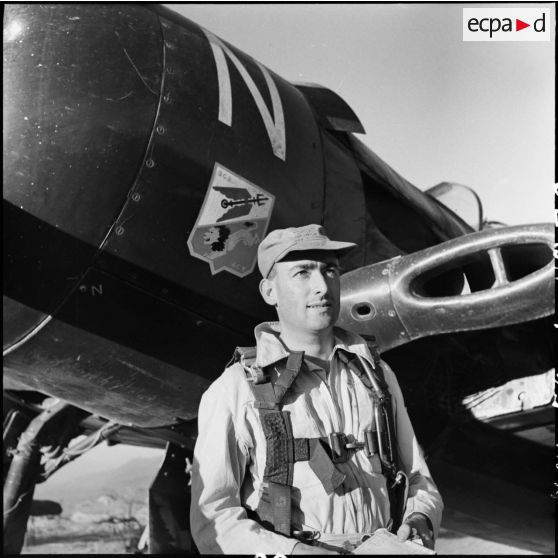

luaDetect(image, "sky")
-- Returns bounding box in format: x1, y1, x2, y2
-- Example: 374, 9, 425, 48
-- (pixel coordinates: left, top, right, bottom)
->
166, 2, 555, 226
37, 1, 555, 484
34, 442, 164, 488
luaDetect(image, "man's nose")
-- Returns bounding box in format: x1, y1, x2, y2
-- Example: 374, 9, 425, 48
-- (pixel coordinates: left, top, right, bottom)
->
310, 270, 329, 294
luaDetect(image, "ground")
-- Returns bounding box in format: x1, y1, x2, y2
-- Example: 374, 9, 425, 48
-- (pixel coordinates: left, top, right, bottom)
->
21, 422, 554, 555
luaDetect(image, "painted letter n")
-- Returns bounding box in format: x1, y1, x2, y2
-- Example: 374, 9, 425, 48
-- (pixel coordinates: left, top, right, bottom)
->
203, 30, 286, 161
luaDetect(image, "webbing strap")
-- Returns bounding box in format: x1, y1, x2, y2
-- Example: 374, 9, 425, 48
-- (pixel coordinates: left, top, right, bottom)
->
307, 439, 345, 494
336, 349, 390, 394
257, 410, 347, 534
252, 384, 277, 409
336, 350, 372, 390
237, 349, 306, 410
269, 482, 291, 536
260, 412, 346, 489
388, 471, 409, 533
272, 351, 304, 404
336, 348, 407, 530
260, 410, 296, 486
256, 409, 296, 536
253, 437, 346, 536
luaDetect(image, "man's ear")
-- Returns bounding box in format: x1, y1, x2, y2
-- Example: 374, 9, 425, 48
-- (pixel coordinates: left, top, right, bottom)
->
259, 278, 277, 306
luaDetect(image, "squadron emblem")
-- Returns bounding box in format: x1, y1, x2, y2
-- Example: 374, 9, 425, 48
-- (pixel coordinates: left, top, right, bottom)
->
188, 163, 275, 277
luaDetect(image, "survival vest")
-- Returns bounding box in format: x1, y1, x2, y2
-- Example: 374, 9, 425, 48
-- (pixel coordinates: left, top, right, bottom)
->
229, 339, 409, 541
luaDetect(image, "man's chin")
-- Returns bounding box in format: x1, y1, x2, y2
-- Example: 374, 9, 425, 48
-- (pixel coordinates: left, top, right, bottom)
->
307, 317, 337, 332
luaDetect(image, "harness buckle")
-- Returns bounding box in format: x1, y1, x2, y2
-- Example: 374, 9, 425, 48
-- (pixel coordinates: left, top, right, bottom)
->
328, 432, 348, 463
345, 441, 365, 450
245, 365, 266, 384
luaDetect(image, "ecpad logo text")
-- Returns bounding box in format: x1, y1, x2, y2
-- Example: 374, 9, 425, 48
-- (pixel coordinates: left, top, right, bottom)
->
463, 8, 551, 41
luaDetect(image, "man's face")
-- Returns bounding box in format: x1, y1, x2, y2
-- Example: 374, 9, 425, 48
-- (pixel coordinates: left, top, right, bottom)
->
260, 250, 341, 336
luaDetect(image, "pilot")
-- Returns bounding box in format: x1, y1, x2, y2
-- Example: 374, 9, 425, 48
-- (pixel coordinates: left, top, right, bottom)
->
190, 224, 443, 555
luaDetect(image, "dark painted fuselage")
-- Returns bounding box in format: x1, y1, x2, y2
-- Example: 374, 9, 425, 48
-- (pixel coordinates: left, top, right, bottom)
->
3, 5, 553, 441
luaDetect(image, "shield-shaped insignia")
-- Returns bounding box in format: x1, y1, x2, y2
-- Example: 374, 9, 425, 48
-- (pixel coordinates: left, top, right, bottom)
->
187, 163, 275, 277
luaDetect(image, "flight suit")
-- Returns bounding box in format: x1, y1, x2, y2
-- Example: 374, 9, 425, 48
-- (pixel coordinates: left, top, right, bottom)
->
190, 322, 443, 555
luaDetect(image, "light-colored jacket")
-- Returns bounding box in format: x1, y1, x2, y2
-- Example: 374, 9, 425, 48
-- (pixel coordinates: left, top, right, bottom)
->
191, 322, 443, 554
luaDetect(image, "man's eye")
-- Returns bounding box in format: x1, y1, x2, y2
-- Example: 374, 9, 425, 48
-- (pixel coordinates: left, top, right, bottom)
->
326, 267, 339, 276
295, 270, 308, 277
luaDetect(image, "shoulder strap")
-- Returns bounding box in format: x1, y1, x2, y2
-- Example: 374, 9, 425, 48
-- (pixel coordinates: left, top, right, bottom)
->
228, 347, 308, 537
336, 348, 388, 395
337, 348, 399, 463
344, 345, 408, 531
229, 346, 306, 409
365, 338, 389, 386
271, 351, 304, 405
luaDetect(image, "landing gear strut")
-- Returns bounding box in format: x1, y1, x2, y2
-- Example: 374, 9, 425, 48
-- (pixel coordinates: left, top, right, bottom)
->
3, 399, 85, 554
148, 442, 196, 554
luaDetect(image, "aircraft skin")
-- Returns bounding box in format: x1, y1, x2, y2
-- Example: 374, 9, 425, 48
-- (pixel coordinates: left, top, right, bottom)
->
2, 3, 471, 429
3, 4, 554, 554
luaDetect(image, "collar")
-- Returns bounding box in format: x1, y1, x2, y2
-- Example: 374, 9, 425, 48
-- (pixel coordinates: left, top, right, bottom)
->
253, 322, 376, 371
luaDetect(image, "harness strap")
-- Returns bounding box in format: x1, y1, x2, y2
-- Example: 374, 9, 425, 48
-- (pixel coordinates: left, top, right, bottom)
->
258, 411, 346, 494
307, 439, 345, 494
272, 351, 304, 403
269, 482, 291, 536
232, 344, 406, 536
249, 352, 305, 410
252, 436, 346, 537
341, 347, 409, 532
259, 410, 296, 485
336, 348, 390, 393
336, 346, 408, 531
